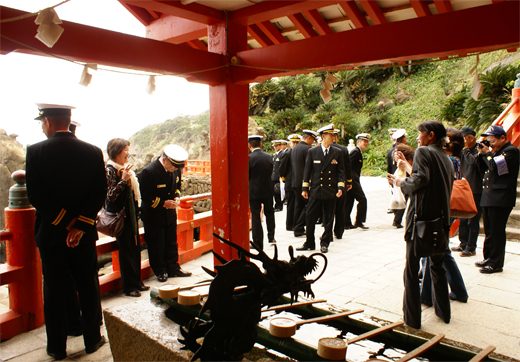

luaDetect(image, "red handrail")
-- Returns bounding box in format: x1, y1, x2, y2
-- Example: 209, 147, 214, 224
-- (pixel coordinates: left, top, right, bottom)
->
487, 88, 520, 147
183, 160, 211, 176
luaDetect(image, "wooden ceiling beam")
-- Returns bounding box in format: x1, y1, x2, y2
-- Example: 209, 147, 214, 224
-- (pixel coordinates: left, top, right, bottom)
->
233, 2, 520, 84
118, 1, 151, 26
410, 0, 432, 17
288, 13, 318, 38
146, 15, 207, 44
230, 0, 339, 26
338, 0, 369, 29
302, 9, 334, 36
187, 39, 208, 50
359, 0, 387, 25
147, 9, 161, 20
0, 6, 224, 85
120, 0, 224, 24
247, 24, 275, 47
257, 21, 287, 44
433, 0, 453, 14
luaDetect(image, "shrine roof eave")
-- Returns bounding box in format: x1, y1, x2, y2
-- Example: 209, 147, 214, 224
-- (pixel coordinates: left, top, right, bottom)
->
0, 6, 225, 86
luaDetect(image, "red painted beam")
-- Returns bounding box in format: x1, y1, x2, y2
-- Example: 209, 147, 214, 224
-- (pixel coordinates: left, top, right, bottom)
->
302, 9, 334, 36
410, 0, 432, 17
187, 39, 208, 51
147, 14, 207, 44
233, 2, 520, 84
230, 0, 339, 26
147, 9, 161, 20
121, 0, 224, 24
248, 24, 275, 47
359, 0, 387, 25
338, 0, 369, 29
0, 6, 224, 85
257, 21, 287, 44
118, 1, 152, 26
288, 13, 318, 38
433, 0, 453, 13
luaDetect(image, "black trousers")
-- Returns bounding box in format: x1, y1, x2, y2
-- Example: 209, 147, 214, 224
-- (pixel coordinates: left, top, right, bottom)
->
333, 193, 346, 238
305, 197, 336, 248
144, 219, 180, 277
273, 181, 283, 210
345, 181, 367, 226
458, 193, 482, 252
403, 240, 450, 329
285, 187, 296, 231
116, 219, 142, 294
39, 242, 102, 354
293, 187, 308, 233
482, 206, 512, 269
249, 196, 275, 249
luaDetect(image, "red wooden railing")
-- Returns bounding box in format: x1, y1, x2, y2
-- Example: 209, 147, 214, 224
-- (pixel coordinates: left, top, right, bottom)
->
0, 192, 213, 339
184, 160, 211, 176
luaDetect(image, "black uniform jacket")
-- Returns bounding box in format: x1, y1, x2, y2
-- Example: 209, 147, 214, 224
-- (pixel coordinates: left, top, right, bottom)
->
291, 141, 311, 189
271, 150, 283, 182
279, 148, 293, 187
331, 142, 352, 185
349, 146, 363, 182
479, 141, 519, 208
26, 132, 107, 248
302, 146, 346, 200
400, 145, 454, 242
249, 148, 274, 200
461, 144, 483, 194
139, 158, 181, 227
387, 143, 396, 174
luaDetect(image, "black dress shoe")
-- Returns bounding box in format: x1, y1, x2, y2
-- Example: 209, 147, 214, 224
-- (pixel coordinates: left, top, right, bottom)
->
320, 246, 328, 253
334, 234, 342, 239
451, 245, 464, 252
392, 223, 403, 229
296, 244, 315, 251
480, 266, 503, 274
268, 239, 276, 243
86, 335, 106, 354
139, 284, 151, 291
125, 290, 141, 297
294, 231, 306, 237
157, 273, 168, 282
475, 259, 490, 267
47, 351, 67, 360
345, 225, 354, 230
170, 269, 192, 277
354, 223, 369, 230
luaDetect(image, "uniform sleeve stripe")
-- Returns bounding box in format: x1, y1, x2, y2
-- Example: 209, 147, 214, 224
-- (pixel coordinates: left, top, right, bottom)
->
338, 182, 345, 187
302, 182, 310, 187
152, 197, 160, 208
51, 209, 66, 225
347, 179, 352, 182
78, 215, 95, 225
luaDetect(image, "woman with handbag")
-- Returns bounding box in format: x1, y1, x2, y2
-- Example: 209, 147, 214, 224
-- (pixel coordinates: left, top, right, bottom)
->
105, 138, 149, 297
388, 120, 453, 329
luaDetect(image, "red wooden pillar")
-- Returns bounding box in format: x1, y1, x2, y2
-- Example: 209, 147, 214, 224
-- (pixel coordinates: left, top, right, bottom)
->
208, 21, 250, 264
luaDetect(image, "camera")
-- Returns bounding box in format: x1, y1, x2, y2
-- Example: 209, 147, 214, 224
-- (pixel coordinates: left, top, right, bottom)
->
477, 139, 490, 149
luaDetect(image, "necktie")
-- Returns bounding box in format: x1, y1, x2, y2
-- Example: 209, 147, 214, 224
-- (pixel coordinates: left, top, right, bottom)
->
324, 149, 328, 157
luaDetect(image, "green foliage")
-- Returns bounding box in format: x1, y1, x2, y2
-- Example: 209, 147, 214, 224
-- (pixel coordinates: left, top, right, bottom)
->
437, 87, 469, 124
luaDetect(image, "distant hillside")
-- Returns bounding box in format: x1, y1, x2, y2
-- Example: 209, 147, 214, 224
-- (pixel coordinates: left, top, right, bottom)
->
129, 110, 210, 160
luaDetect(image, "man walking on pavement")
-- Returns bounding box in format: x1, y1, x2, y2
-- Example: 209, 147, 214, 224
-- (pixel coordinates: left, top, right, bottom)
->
345, 133, 371, 230
331, 130, 352, 239
297, 124, 345, 253
279, 134, 301, 231
271, 140, 284, 211
451, 126, 484, 257
249, 135, 276, 249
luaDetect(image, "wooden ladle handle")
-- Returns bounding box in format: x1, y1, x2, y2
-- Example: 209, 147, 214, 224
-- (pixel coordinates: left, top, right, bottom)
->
295, 309, 364, 326
348, 320, 404, 344
264, 299, 327, 312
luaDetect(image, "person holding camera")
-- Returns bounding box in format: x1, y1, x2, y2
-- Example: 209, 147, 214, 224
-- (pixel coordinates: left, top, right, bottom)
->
476, 125, 519, 274
451, 126, 484, 257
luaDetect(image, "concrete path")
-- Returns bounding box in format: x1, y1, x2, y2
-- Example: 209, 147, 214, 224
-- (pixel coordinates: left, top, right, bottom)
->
1, 177, 519, 361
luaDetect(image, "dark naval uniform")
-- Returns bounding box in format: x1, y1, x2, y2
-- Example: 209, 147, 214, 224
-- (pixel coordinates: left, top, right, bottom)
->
279, 148, 295, 230
331, 141, 352, 238
291, 141, 311, 235
301, 146, 345, 249
345, 146, 367, 227
26, 132, 107, 356
249, 148, 275, 249
139, 158, 183, 277
479, 141, 519, 270
271, 150, 284, 211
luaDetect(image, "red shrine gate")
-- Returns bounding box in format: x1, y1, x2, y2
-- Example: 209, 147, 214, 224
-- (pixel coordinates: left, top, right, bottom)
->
1, 0, 519, 261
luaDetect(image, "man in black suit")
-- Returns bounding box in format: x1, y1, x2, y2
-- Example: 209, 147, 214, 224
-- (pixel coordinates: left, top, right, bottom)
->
271, 140, 284, 211
26, 104, 107, 360
279, 134, 301, 231
345, 133, 371, 229
331, 130, 352, 239
291, 130, 318, 237
248, 135, 276, 249
297, 125, 345, 253
139, 145, 192, 282
475, 125, 519, 274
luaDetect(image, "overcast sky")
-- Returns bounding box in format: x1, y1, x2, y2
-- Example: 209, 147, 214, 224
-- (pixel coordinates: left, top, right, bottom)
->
0, 0, 210, 149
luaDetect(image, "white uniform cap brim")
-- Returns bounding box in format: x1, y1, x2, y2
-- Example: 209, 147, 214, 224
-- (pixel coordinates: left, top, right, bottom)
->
164, 144, 189, 162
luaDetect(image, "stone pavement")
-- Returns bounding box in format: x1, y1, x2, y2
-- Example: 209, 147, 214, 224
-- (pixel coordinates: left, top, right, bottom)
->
1, 177, 519, 361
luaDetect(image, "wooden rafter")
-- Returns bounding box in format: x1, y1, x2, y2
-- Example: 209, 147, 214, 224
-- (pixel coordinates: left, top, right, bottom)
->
288, 13, 317, 38
187, 39, 208, 50
257, 21, 287, 44
247, 24, 275, 47
410, 0, 432, 17
338, 0, 369, 28
433, 0, 453, 13
302, 9, 333, 36
147, 8, 161, 20
359, 0, 387, 25
118, 2, 151, 26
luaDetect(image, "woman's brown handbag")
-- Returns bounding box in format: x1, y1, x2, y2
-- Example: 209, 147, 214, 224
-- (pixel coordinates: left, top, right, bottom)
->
96, 207, 125, 237
450, 178, 478, 219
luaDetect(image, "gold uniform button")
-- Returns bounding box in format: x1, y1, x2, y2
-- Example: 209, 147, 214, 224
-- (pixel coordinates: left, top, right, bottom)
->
320, 178, 323, 180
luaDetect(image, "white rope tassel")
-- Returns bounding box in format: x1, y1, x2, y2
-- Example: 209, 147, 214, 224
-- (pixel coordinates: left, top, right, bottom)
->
146, 75, 156, 95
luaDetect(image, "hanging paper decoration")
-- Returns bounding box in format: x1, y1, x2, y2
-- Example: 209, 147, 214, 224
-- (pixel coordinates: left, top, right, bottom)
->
468, 55, 483, 101
320, 72, 337, 103
320, 88, 332, 103
146, 75, 156, 95
79, 64, 98, 87
34, 8, 64, 48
